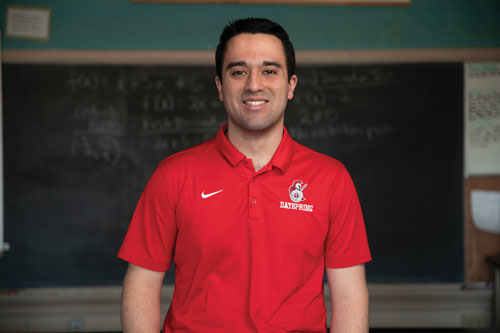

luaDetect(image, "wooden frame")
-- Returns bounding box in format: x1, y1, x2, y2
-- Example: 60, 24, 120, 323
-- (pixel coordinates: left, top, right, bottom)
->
3, 48, 499, 64
130, 0, 411, 6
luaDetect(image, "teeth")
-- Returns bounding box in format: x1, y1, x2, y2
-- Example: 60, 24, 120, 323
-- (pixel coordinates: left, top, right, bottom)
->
244, 101, 266, 105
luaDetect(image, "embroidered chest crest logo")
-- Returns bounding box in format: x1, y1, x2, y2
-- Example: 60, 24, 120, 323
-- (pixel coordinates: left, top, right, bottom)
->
280, 180, 314, 213
289, 180, 308, 203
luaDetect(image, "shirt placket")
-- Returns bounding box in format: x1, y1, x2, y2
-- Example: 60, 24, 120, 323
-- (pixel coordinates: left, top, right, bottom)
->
242, 159, 268, 327
240, 159, 259, 220
248, 175, 259, 220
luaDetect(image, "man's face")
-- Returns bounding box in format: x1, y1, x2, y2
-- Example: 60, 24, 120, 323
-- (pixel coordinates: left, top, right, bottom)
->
215, 33, 297, 133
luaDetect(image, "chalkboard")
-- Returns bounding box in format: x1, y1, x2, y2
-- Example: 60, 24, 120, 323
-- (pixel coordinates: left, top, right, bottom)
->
0, 63, 463, 287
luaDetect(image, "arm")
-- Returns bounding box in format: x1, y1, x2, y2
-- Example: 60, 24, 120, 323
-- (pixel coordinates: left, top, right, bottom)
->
326, 264, 369, 333
121, 263, 166, 333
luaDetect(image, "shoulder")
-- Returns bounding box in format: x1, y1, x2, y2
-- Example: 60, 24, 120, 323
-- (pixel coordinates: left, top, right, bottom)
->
288, 140, 354, 197
142, 138, 217, 199
291, 140, 347, 174
157, 138, 216, 170
152, 137, 217, 183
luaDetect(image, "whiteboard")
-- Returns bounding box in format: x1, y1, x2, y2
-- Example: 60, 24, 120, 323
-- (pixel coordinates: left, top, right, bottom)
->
465, 62, 500, 176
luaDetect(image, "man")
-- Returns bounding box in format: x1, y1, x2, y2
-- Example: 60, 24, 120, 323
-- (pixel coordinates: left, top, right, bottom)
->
119, 18, 371, 332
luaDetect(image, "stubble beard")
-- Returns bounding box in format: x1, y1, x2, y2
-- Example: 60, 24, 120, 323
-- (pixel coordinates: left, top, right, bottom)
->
228, 93, 288, 133
228, 106, 286, 134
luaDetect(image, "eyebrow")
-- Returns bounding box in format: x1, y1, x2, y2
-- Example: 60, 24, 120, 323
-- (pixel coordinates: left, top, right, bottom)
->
263, 61, 282, 69
226, 61, 247, 70
225, 61, 283, 70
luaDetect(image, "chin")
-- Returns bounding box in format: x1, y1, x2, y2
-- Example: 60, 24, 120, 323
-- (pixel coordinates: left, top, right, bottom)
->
240, 119, 282, 133
228, 112, 284, 133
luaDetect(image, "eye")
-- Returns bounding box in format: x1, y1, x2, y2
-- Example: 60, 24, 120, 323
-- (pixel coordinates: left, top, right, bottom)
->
231, 70, 246, 76
264, 69, 277, 75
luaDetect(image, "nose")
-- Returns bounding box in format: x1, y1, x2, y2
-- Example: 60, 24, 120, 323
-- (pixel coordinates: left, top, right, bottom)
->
244, 71, 263, 93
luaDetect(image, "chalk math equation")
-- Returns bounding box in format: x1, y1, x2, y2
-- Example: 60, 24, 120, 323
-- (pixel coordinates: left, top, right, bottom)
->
66, 66, 402, 166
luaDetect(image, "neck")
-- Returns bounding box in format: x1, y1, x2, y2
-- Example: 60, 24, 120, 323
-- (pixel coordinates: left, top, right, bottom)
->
226, 120, 284, 172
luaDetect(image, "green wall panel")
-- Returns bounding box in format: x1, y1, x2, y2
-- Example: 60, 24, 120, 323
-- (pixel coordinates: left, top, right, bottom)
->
1, 0, 499, 50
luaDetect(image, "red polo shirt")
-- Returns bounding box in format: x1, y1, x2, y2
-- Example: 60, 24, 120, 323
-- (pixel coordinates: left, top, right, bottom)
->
118, 124, 371, 332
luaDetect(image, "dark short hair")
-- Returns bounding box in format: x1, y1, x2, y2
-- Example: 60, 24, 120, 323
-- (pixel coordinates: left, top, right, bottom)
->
215, 18, 296, 82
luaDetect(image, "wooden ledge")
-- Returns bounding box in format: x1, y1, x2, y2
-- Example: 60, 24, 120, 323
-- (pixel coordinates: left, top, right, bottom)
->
3, 48, 500, 64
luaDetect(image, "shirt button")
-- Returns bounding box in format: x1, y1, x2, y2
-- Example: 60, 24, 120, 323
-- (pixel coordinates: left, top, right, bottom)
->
252, 198, 257, 205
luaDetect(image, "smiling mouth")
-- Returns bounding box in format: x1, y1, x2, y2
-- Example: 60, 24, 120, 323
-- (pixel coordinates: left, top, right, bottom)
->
243, 100, 268, 106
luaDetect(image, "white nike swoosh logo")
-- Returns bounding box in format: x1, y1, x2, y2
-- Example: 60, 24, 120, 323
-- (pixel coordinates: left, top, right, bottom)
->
201, 190, 223, 199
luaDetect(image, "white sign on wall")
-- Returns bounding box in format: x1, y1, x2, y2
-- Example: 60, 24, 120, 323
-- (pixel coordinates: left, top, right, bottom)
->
6, 6, 51, 40
465, 62, 500, 176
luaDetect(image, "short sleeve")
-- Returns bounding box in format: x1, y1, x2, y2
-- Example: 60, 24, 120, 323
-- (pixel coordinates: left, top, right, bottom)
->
325, 167, 371, 268
118, 163, 178, 272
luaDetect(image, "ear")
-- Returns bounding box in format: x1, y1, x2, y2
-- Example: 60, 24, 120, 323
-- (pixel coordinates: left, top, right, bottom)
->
215, 76, 223, 102
287, 74, 298, 100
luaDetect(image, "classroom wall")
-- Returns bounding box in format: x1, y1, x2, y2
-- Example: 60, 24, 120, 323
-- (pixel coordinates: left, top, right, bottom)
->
1, 0, 500, 286
0, 2, 499, 330
1, 0, 500, 51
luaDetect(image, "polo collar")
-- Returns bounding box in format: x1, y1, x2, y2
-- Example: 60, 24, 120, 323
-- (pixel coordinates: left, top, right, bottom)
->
215, 123, 293, 174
